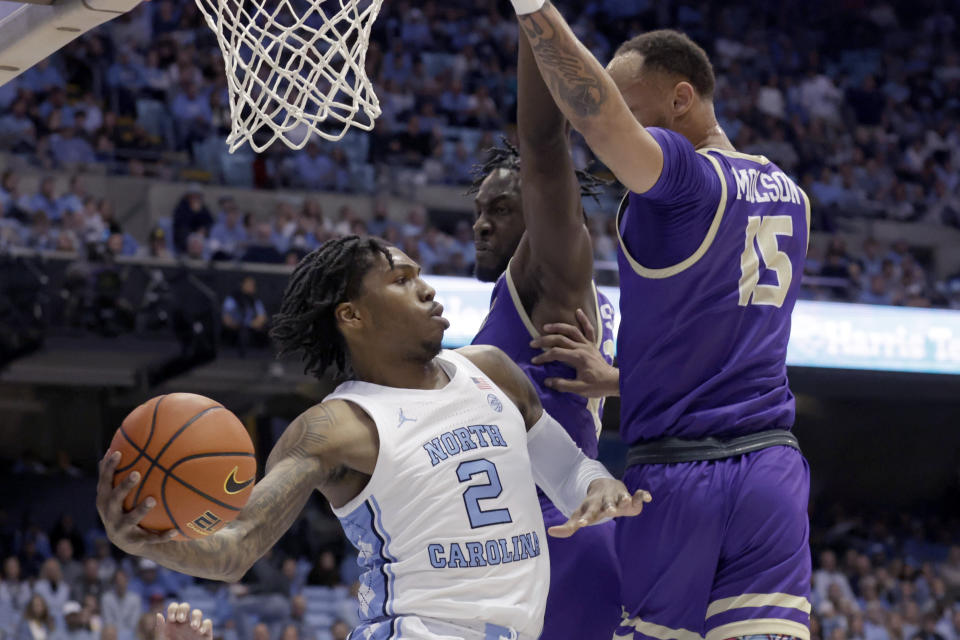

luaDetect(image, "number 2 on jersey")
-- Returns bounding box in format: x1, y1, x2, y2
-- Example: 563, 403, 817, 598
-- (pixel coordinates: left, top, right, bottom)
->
738, 215, 794, 308
457, 459, 512, 528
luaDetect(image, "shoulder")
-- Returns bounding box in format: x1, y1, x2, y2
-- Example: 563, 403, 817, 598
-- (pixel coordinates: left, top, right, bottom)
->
455, 346, 541, 426
265, 400, 374, 473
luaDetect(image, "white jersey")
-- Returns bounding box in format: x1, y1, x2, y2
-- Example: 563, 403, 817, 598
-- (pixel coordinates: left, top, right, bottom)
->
328, 350, 549, 639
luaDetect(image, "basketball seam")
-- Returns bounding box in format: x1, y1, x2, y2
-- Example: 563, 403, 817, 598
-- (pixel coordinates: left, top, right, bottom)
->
116, 427, 253, 511
117, 395, 165, 475
135, 405, 223, 506
165, 452, 256, 512
160, 452, 255, 539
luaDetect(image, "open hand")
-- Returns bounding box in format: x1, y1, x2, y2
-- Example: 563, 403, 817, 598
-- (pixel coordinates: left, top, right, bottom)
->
530, 308, 619, 398
547, 478, 651, 538
96, 451, 176, 555
156, 602, 213, 640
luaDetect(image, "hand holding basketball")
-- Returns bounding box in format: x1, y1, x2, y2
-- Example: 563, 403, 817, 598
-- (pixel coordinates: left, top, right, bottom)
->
97, 449, 174, 554
97, 393, 256, 551
156, 602, 213, 640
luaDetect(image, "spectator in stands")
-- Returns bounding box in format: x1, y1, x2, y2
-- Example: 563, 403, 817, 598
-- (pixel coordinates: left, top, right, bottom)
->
139, 227, 172, 260
80, 594, 102, 636
56, 176, 87, 220
1, 556, 32, 613
416, 226, 450, 274
50, 126, 96, 169
241, 223, 283, 264
0, 100, 37, 154
859, 274, 895, 306
329, 621, 350, 640
170, 81, 212, 150
815, 550, 857, 605
183, 232, 209, 262
54, 540, 83, 590
275, 596, 318, 640
17, 594, 56, 640
208, 197, 248, 260
306, 551, 340, 588
34, 559, 70, 622
71, 558, 104, 603
172, 186, 213, 254
52, 601, 94, 640
101, 570, 140, 638
221, 276, 269, 349
292, 143, 334, 190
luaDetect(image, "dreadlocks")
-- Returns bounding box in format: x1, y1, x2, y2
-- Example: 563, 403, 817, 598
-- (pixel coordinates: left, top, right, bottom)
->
467, 138, 609, 201
270, 235, 393, 381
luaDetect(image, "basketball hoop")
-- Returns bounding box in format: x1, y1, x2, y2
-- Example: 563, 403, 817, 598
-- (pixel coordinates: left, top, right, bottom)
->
194, 0, 384, 153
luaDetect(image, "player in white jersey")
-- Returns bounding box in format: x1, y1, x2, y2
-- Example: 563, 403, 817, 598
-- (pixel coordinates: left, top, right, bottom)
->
97, 236, 651, 640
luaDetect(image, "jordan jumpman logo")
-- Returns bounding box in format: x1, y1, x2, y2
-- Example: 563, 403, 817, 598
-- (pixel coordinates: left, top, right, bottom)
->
397, 408, 417, 428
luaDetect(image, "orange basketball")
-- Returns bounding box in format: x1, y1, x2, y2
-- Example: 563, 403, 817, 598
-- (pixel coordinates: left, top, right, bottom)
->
108, 393, 256, 540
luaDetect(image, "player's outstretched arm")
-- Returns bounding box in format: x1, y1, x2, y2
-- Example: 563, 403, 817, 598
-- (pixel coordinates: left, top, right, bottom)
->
457, 345, 648, 537
97, 404, 341, 582
531, 308, 619, 397
510, 1, 663, 195
514, 24, 592, 299
156, 602, 213, 640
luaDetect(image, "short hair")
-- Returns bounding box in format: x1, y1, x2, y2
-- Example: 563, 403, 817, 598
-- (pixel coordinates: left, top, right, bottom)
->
615, 29, 715, 99
270, 236, 393, 381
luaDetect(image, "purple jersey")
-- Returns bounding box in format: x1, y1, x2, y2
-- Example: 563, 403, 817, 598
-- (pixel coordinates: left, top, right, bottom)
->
472, 264, 616, 458
617, 128, 810, 444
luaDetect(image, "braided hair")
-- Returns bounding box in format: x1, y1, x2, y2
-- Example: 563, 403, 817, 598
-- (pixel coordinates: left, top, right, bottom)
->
467, 138, 609, 201
270, 235, 393, 381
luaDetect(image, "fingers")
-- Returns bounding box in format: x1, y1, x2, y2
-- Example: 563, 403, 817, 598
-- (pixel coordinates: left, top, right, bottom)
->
175, 602, 190, 623
201, 619, 213, 640
155, 612, 165, 637
575, 308, 597, 343
542, 377, 587, 394
530, 333, 580, 352
531, 347, 582, 368
167, 602, 178, 623
190, 608, 202, 630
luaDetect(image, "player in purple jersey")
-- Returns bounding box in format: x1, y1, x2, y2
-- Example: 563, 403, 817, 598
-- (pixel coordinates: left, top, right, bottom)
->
468, 30, 624, 640
508, 2, 813, 640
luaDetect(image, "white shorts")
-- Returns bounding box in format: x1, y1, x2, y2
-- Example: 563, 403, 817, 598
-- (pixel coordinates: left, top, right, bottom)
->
350, 616, 537, 640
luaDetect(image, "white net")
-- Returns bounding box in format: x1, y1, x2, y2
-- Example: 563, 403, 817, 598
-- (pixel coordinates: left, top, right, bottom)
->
194, 0, 384, 153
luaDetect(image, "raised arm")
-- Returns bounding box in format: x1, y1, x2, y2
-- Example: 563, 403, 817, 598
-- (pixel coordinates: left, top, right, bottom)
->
97, 405, 339, 582
515, 26, 592, 295
512, 1, 663, 194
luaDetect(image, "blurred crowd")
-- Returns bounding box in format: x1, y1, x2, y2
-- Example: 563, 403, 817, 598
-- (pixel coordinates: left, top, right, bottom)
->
0, 0, 959, 310
809, 509, 960, 640
0, 0, 954, 220
0, 466, 361, 640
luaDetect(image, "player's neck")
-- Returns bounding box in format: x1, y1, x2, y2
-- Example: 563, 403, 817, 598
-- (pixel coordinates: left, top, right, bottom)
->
684, 105, 734, 152
352, 355, 450, 390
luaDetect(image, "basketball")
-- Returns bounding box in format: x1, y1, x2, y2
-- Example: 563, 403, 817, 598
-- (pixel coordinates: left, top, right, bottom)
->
108, 393, 256, 540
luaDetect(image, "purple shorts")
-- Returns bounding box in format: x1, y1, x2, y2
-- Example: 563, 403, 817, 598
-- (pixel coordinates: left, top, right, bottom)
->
615, 446, 811, 640
539, 499, 620, 640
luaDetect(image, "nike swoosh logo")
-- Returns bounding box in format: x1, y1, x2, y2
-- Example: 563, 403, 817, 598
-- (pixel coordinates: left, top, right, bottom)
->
224, 467, 254, 494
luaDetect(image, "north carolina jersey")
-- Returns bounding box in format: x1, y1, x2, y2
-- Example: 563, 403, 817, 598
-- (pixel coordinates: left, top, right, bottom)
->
327, 350, 549, 639
472, 264, 616, 459
617, 127, 810, 444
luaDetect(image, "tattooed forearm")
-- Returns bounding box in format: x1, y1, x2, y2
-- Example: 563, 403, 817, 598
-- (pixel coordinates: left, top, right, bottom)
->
138, 410, 333, 582
518, 3, 608, 119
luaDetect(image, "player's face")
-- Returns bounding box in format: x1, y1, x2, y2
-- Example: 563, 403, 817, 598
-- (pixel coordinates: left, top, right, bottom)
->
473, 169, 524, 283
349, 248, 449, 359
607, 52, 675, 129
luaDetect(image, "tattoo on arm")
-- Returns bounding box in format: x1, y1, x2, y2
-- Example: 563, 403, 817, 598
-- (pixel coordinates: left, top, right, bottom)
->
518, 3, 607, 119
142, 408, 334, 581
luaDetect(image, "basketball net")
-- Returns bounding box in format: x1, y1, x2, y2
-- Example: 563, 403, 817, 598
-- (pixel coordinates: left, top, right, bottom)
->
194, 0, 384, 153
